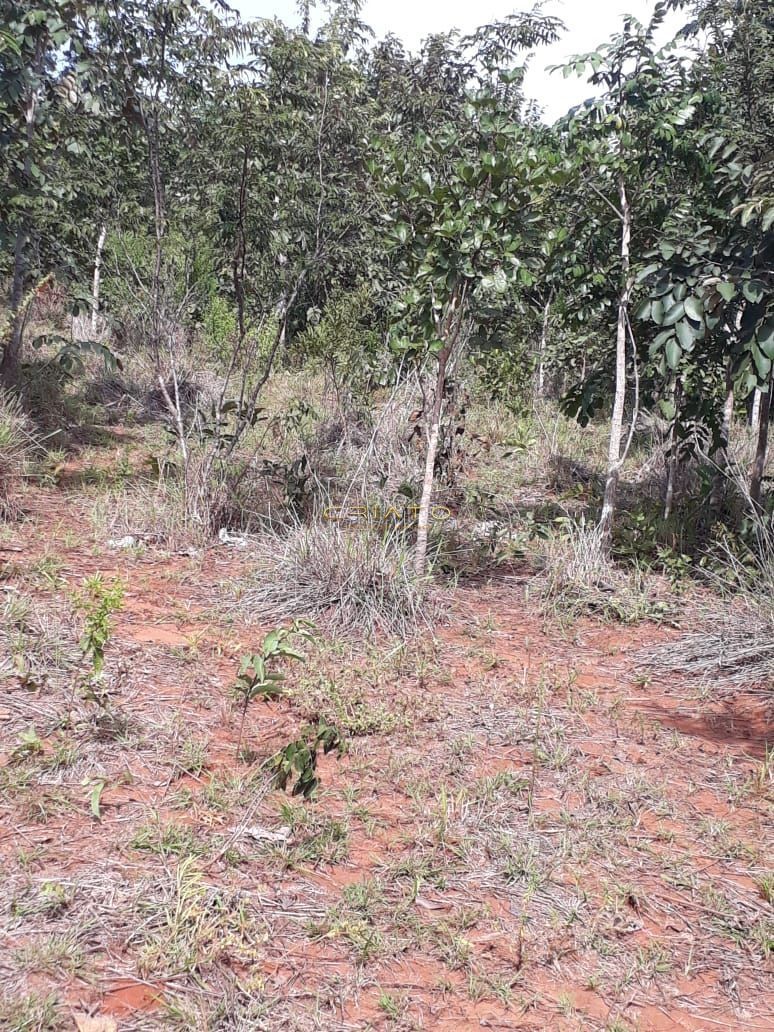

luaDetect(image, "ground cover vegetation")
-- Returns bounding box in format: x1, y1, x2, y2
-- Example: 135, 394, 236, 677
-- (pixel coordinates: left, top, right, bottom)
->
0, 0, 772, 1028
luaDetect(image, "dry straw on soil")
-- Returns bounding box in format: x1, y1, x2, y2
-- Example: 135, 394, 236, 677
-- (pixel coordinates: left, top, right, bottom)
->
641, 491, 774, 690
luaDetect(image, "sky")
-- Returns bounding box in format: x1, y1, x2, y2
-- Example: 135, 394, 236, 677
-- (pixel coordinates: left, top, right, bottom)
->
235, 0, 687, 122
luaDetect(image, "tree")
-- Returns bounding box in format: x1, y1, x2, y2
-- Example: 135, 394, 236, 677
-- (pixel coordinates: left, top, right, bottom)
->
559, 12, 703, 548
0, 0, 100, 385
634, 0, 774, 514
379, 12, 563, 574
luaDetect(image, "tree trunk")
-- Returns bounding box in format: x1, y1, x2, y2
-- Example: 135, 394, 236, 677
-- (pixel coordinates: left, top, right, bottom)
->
413, 285, 467, 577
535, 293, 552, 405
90, 224, 108, 336
599, 178, 633, 552
709, 364, 734, 515
751, 387, 762, 430
414, 341, 451, 577
664, 378, 683, 520
1, 232, 27, 389
750, 379, 772, 512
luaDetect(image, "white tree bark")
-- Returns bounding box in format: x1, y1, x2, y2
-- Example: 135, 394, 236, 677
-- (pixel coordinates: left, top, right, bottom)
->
750, 380, 772, 512
90, 224, 107, 336
414, 284, 466, 577
751, 387, 762, 430
599, 178, 633, 552
414, 342, 450, 578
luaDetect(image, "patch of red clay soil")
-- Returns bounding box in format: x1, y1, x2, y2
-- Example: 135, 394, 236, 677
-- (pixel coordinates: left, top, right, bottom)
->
101, 979, 165, 1015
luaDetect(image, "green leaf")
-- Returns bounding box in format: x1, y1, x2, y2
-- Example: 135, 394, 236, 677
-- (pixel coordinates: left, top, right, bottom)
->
757, 317, 774, 361
743, 280, 765, 304
90, 780, 106, 820
262, 630, 280, 652
675, 319, 696, 351
717, 282, 735, 302
666, 339, 682, 370
658, 398, 676, 421
751, 342, 772, 380
683, 297, 703, 322
663, 301, 685, 327
636, 263, 660, 284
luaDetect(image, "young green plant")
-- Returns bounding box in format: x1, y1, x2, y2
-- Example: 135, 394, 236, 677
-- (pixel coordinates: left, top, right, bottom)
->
72, 574, 124, 713
233, 619, 315, 760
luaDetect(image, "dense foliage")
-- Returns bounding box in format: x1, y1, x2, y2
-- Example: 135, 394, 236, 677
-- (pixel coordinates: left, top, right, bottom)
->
1, 0, 772, 551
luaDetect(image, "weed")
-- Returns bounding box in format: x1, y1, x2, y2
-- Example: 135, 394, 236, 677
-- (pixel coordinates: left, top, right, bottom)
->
342, 877, 386, 918
291, 672, 401, 736
131, 820, 206, 859
177, 736, 209, 776
0, 993, 62, 1032
10, 727, 44, 763
72, 573, 125, 728
135, 857, 261, 978
73, 573, 125, 677
278, 814, 349, 868
14, 933, 85, 976
11, 880, 72, 919
241, 521, 434, 636
377, 991, 403, 1020
233, 619, 315, 759
757, 873, 774, 905
272, 720, 345, 798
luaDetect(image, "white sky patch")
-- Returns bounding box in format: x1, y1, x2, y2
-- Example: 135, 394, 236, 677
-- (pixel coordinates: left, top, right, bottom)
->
235, 0, 687, 122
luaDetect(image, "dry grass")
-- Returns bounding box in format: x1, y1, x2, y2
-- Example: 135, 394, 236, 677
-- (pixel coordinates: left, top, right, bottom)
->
641, 504, 774, 690
90, 480, 194, 549
531, 514, 667, 623
0, 592, 78, 691
0, 391, 35, 518
237, 520, 435, 636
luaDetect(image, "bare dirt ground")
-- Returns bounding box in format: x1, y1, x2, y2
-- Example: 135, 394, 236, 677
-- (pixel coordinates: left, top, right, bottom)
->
1, 469, 772, 1031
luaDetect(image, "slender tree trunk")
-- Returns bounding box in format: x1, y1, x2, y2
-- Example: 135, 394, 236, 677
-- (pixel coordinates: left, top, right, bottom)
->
750, 379, 772, 512
232, 142, 248, 341
90, 224, 108, 336
414, 286, 466, 577
664, 378, 683, 520
599, 178, 633, 552
414, 341, 451, 578
148, 119, 166, 363
751, 387, 762, 430
710, 363, 735, 515
1, 43, 41, 389
535, 292, 552, 405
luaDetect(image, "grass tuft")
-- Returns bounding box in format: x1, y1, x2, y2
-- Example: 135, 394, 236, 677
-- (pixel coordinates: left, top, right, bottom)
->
238, 520, 436, 636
